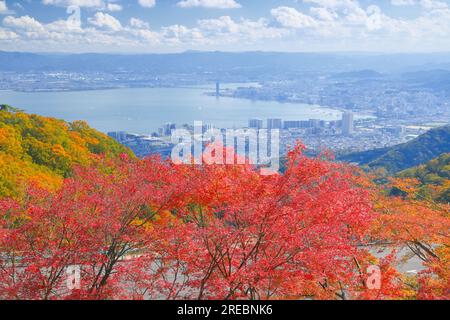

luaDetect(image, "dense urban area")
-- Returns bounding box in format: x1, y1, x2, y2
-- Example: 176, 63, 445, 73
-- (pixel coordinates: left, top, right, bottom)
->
107, 77, 449, 158
1, 52, 449, 158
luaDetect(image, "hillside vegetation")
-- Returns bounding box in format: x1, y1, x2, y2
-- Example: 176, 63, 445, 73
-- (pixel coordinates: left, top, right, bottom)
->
339, 125, 450, 173
0, 106, 448, 300
398, 153, 450, 203
0, 105, 133, 198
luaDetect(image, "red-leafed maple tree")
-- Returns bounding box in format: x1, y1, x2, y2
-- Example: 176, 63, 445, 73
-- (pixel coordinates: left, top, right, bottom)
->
371, 178, 450, 300
0, 145, 412, 300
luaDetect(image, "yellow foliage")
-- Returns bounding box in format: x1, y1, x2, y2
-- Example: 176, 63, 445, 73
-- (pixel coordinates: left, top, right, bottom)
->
0, 109, 133, 199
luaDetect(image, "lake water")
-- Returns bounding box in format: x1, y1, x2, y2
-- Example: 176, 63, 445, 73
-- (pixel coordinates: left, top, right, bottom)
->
1, 85, 346, 134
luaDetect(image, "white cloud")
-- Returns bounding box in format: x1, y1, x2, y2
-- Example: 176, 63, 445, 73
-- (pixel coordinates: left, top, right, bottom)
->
420, 0, 448, 10
129, 18, 150, 29
310, 7, 338, 21
0, 0, 14, 14
0, 1, 7, 13
107, 3, 123, 11
0, 13, 160, 52
88, 12, 122, 31
271, 7, 316, 29
2, 0, 450, 53
162, 24, 204, 45
3, 15, 46, 32
303, 0, 360, 10
177, 0, 241, 9
2, 15, 68, 40
391, 0, 416, 6
42, 0, 104, 8
138, 0, 156, 8
0, 28, 18, 40
197, 15, 239, 32
42, 0, 123, 11
197, 15, 286, 42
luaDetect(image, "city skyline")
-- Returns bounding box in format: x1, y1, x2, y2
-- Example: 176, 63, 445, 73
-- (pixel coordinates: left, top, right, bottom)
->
1, 0, 450, 53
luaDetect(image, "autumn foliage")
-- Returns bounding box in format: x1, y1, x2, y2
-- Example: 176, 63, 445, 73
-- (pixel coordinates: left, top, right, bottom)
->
371, 178, 450, 300
0, 110, 448, 300
0, 143, 404, 300
0, 110, 132, 198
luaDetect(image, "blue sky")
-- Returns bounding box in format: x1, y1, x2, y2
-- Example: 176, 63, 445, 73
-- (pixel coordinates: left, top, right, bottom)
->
0, 0, 449, 53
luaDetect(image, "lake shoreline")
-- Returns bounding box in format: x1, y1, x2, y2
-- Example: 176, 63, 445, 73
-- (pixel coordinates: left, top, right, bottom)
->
0, 85, 356, 135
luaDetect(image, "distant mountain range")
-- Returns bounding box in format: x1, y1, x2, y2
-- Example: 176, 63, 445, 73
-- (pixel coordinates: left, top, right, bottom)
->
339, 125, 450, 173
2, 51, 450, 74
400, 69, 450, 93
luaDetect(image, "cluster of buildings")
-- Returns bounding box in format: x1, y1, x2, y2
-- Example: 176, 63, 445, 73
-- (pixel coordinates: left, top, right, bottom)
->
248, 111, 355, 136
108, 116, 430, 160
227, 75, 450, 122
108, 131, 173, 158
0, 70, 207, 92
108, 112, 359, 159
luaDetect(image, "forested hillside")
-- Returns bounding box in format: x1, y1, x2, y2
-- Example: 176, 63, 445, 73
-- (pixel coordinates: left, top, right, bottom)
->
0, 105, 133, 198
0, 107, 448, 300
398, 153, 450, 203
339, 125, 450, 173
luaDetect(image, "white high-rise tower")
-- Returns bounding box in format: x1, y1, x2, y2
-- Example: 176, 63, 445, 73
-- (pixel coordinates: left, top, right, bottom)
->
342, 111, 354, 136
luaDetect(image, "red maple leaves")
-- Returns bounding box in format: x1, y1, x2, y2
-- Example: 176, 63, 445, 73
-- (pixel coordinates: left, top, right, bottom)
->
0, 145, 443, 300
